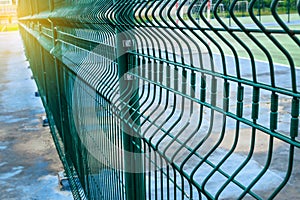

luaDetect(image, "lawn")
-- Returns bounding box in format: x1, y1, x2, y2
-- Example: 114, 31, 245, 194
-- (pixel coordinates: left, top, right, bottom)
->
191, 14, 300, 67
0, 23, 19, 32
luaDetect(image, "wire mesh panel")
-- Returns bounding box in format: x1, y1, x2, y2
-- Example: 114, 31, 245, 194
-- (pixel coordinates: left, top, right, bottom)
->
18, 0, 300, 199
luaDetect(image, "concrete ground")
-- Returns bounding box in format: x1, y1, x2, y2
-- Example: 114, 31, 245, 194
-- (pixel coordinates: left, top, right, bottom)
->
0, 31, 73, 200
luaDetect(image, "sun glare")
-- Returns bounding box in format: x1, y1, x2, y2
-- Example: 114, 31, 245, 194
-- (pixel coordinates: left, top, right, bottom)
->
0, 0, 17, 32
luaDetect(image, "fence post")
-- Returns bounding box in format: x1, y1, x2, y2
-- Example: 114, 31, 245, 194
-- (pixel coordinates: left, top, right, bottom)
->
49, 0, 54, 12
287, 0, 290, 22
115, 2, 145, 200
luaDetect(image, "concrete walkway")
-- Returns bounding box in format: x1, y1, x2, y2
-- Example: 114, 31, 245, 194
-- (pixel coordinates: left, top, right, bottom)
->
0, 31, 73, 200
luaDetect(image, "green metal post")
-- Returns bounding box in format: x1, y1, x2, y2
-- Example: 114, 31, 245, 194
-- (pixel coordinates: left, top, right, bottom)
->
115, 3, 146, 200
29, 0, 33, 16
287, 0, 290, 23
116, 34, 146, 200
259, 0, 261, 22
49, 16, 65, 149
228, 0, 231, 26
49, 0, 54, 12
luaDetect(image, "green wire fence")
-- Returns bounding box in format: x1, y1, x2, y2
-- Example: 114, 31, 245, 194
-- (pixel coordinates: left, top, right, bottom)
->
18, 0, 299, 199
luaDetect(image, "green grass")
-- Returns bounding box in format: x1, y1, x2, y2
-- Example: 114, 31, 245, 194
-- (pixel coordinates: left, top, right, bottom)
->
0, 24, 19, 32
212, 28, 300, 67
192, 14, 300, 67
143, 12, 299, 67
